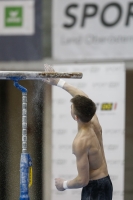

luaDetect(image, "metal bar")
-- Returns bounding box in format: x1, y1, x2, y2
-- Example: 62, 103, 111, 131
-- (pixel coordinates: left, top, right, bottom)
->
0, 71, 83, 80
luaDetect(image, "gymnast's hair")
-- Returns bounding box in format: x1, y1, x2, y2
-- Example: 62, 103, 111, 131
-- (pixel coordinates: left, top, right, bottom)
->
70, 95, 96, 123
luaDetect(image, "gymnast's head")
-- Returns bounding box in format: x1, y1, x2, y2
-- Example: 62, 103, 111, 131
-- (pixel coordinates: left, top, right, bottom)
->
70, 95, 96, 123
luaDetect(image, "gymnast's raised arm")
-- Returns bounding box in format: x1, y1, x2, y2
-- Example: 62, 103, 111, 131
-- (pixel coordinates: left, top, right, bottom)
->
43, 64, 88, 98
62, 81, 88, 98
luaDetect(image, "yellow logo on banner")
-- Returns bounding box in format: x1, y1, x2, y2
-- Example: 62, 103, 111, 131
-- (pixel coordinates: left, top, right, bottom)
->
101, 103, 113, 110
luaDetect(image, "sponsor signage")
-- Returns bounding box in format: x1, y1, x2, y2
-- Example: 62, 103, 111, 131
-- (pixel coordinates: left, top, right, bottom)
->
0, 0, 35, 35
52, 0, 133, 60
5, 7, 23, 27
96, 102, 117, 111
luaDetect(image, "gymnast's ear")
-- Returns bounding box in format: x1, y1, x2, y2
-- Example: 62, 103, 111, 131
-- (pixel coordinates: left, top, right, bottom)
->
74, 115, 78, 121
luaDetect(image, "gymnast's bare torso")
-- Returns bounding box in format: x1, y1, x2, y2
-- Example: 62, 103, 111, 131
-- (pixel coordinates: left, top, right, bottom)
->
72, 114, 108, 181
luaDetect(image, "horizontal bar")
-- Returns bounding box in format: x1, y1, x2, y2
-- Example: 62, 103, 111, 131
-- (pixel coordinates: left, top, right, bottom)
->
0, 71, 83, 80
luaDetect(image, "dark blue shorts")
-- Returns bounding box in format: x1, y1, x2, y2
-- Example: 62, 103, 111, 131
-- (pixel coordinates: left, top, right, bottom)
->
81, 175, 113, 200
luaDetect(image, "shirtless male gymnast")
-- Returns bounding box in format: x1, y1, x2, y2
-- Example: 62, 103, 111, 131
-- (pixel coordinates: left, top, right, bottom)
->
43, 65, 113, 200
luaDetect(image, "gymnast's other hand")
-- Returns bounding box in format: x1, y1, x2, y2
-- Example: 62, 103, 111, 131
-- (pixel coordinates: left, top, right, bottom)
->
55, 178, 65, 191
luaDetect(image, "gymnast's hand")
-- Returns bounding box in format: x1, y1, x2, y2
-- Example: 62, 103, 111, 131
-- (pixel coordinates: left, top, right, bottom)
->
55, 178, 65, 191
43, 64, 60, 86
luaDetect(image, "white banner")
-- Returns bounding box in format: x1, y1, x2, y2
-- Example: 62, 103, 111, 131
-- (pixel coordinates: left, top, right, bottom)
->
52, 0, 133, 60
0, 0, 35, 35
51, 63, 125, 200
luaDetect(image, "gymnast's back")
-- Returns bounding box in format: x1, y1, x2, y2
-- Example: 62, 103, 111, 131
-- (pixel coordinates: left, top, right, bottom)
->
73, 114, 109, 181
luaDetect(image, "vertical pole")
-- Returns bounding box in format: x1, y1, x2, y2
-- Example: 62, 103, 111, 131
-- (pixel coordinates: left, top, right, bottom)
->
12, 80, 32, 200
22, 92, 27, 153
20, 91, 32, 200
19, 91, 29, 200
